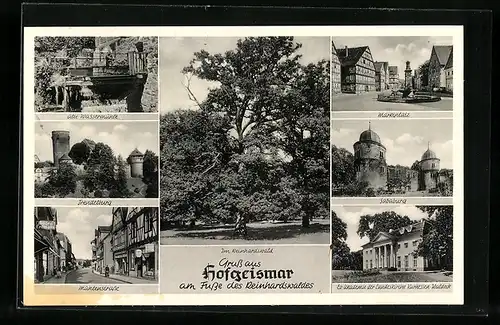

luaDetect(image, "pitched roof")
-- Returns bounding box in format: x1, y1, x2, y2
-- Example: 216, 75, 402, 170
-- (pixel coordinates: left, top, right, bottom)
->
129, 148, 143, 157
337, 46, 369, 67
444, 48, 453, 69
432, 45, 453, 66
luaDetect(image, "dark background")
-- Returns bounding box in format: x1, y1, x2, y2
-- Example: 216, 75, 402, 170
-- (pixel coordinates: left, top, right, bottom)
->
3, 3, 493, 323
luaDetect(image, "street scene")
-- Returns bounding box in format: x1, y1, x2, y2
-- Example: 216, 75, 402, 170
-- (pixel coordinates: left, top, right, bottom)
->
331, 205, 453, 284
331, 119, 453, 197
159, 37, 330, 245
34, 121, 159, 199
34, 36, 158, 113
35, 207, 159, 284
331, 36, 453, 111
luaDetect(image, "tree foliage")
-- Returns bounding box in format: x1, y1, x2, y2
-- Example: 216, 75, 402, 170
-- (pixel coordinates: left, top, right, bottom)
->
331, 144, 356, 188
357, 211, 413, 241
83, 142, 116, 193
160, 37, 329, 234
45, 164, 77, 197
418, 60, 430, 88
68, 141, 92, 165
415, 206, 453, 270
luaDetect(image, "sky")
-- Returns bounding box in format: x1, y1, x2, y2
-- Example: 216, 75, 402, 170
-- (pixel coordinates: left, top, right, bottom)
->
35, 121, 159, 162
332, 36, 453, 78
333, 206, 429, 252
159, 36, 330, 113
54, 207, 112, 260
331, 119, 453, 169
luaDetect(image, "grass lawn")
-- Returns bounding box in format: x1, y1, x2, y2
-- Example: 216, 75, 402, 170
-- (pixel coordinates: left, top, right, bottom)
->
332, 270, 453, 283
161, 219, 330, 245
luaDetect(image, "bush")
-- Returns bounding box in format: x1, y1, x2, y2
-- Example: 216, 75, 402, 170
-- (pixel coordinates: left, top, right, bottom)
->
94, 190, 103, 198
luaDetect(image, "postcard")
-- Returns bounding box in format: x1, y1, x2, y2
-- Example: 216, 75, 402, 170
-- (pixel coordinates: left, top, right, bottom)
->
22, 25, 463, 306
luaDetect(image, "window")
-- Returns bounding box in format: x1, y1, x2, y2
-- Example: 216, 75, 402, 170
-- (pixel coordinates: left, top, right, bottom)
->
404, 255, 409, 268
413, 257, 418, 267
398, 244, 401, 249
413, 240, 418, 247
404, 242, 408, 248
370, 260, 373, 269
432, 163, 435, 168
397, 256, 401, 268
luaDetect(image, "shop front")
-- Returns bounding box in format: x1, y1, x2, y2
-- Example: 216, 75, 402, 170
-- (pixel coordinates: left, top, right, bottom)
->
34, 228, 60, 283
113, 251, 128, 275
128, 243, 157, 280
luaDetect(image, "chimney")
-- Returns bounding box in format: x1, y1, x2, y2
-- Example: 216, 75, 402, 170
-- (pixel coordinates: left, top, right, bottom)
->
345, 46, 348, 57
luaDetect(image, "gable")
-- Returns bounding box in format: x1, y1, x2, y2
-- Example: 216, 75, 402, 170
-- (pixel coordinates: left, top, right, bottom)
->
372, 232, 392, 243
431, 45, 453, 66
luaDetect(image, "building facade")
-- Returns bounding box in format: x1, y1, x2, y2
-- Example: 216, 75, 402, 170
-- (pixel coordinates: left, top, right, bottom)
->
111, 207, 129, 275
444, 48, 453, 92
93, 226, 111, 273
337, 46, 376, 93
388, 66, 399, 89
126, 207, 158, 280
374, 61, 389, 91
428, 45, 453, 90
361, 221, 442, 272
34, 207, 62, 283
331, 42, 342, 95
109, 207, 159, 280
353, 124, 388, 190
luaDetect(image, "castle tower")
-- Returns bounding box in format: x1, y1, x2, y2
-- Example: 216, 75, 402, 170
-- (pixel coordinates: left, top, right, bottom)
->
353, 122, 388, 190
418, 142, 441, 191
51, 130, 70, 168
128, 148, 144, 178
404, 61, 412, 89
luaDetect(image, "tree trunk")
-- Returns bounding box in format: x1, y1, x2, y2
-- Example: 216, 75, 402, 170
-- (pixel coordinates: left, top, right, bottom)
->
233, 212, 247, 237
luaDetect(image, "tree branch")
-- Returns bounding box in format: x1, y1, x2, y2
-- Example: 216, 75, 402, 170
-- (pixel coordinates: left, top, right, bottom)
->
181, 73, 203, 109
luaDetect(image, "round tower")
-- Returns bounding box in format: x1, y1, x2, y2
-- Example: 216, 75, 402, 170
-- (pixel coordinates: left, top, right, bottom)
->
128, 148, 144, 178
353, 122, 387, 190
418, 142, 440, 191
51, 130, 70, 168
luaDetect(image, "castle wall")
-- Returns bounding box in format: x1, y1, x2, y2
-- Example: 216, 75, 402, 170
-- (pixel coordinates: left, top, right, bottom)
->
51, 131, 70, 168
409, 174, 419, 191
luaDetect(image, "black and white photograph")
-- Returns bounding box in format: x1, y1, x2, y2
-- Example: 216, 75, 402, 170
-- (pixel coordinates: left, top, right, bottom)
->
331, 119, 453, 197
331, 36, 453, 111
34, 36, 158, 113
159, 36, 330, 245
34, 121, 159, 198
34, 206, 159, 284
331, 205, 453, 283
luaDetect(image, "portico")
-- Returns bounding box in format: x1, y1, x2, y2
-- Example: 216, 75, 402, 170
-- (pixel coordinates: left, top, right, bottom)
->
361, 233, 396, 270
